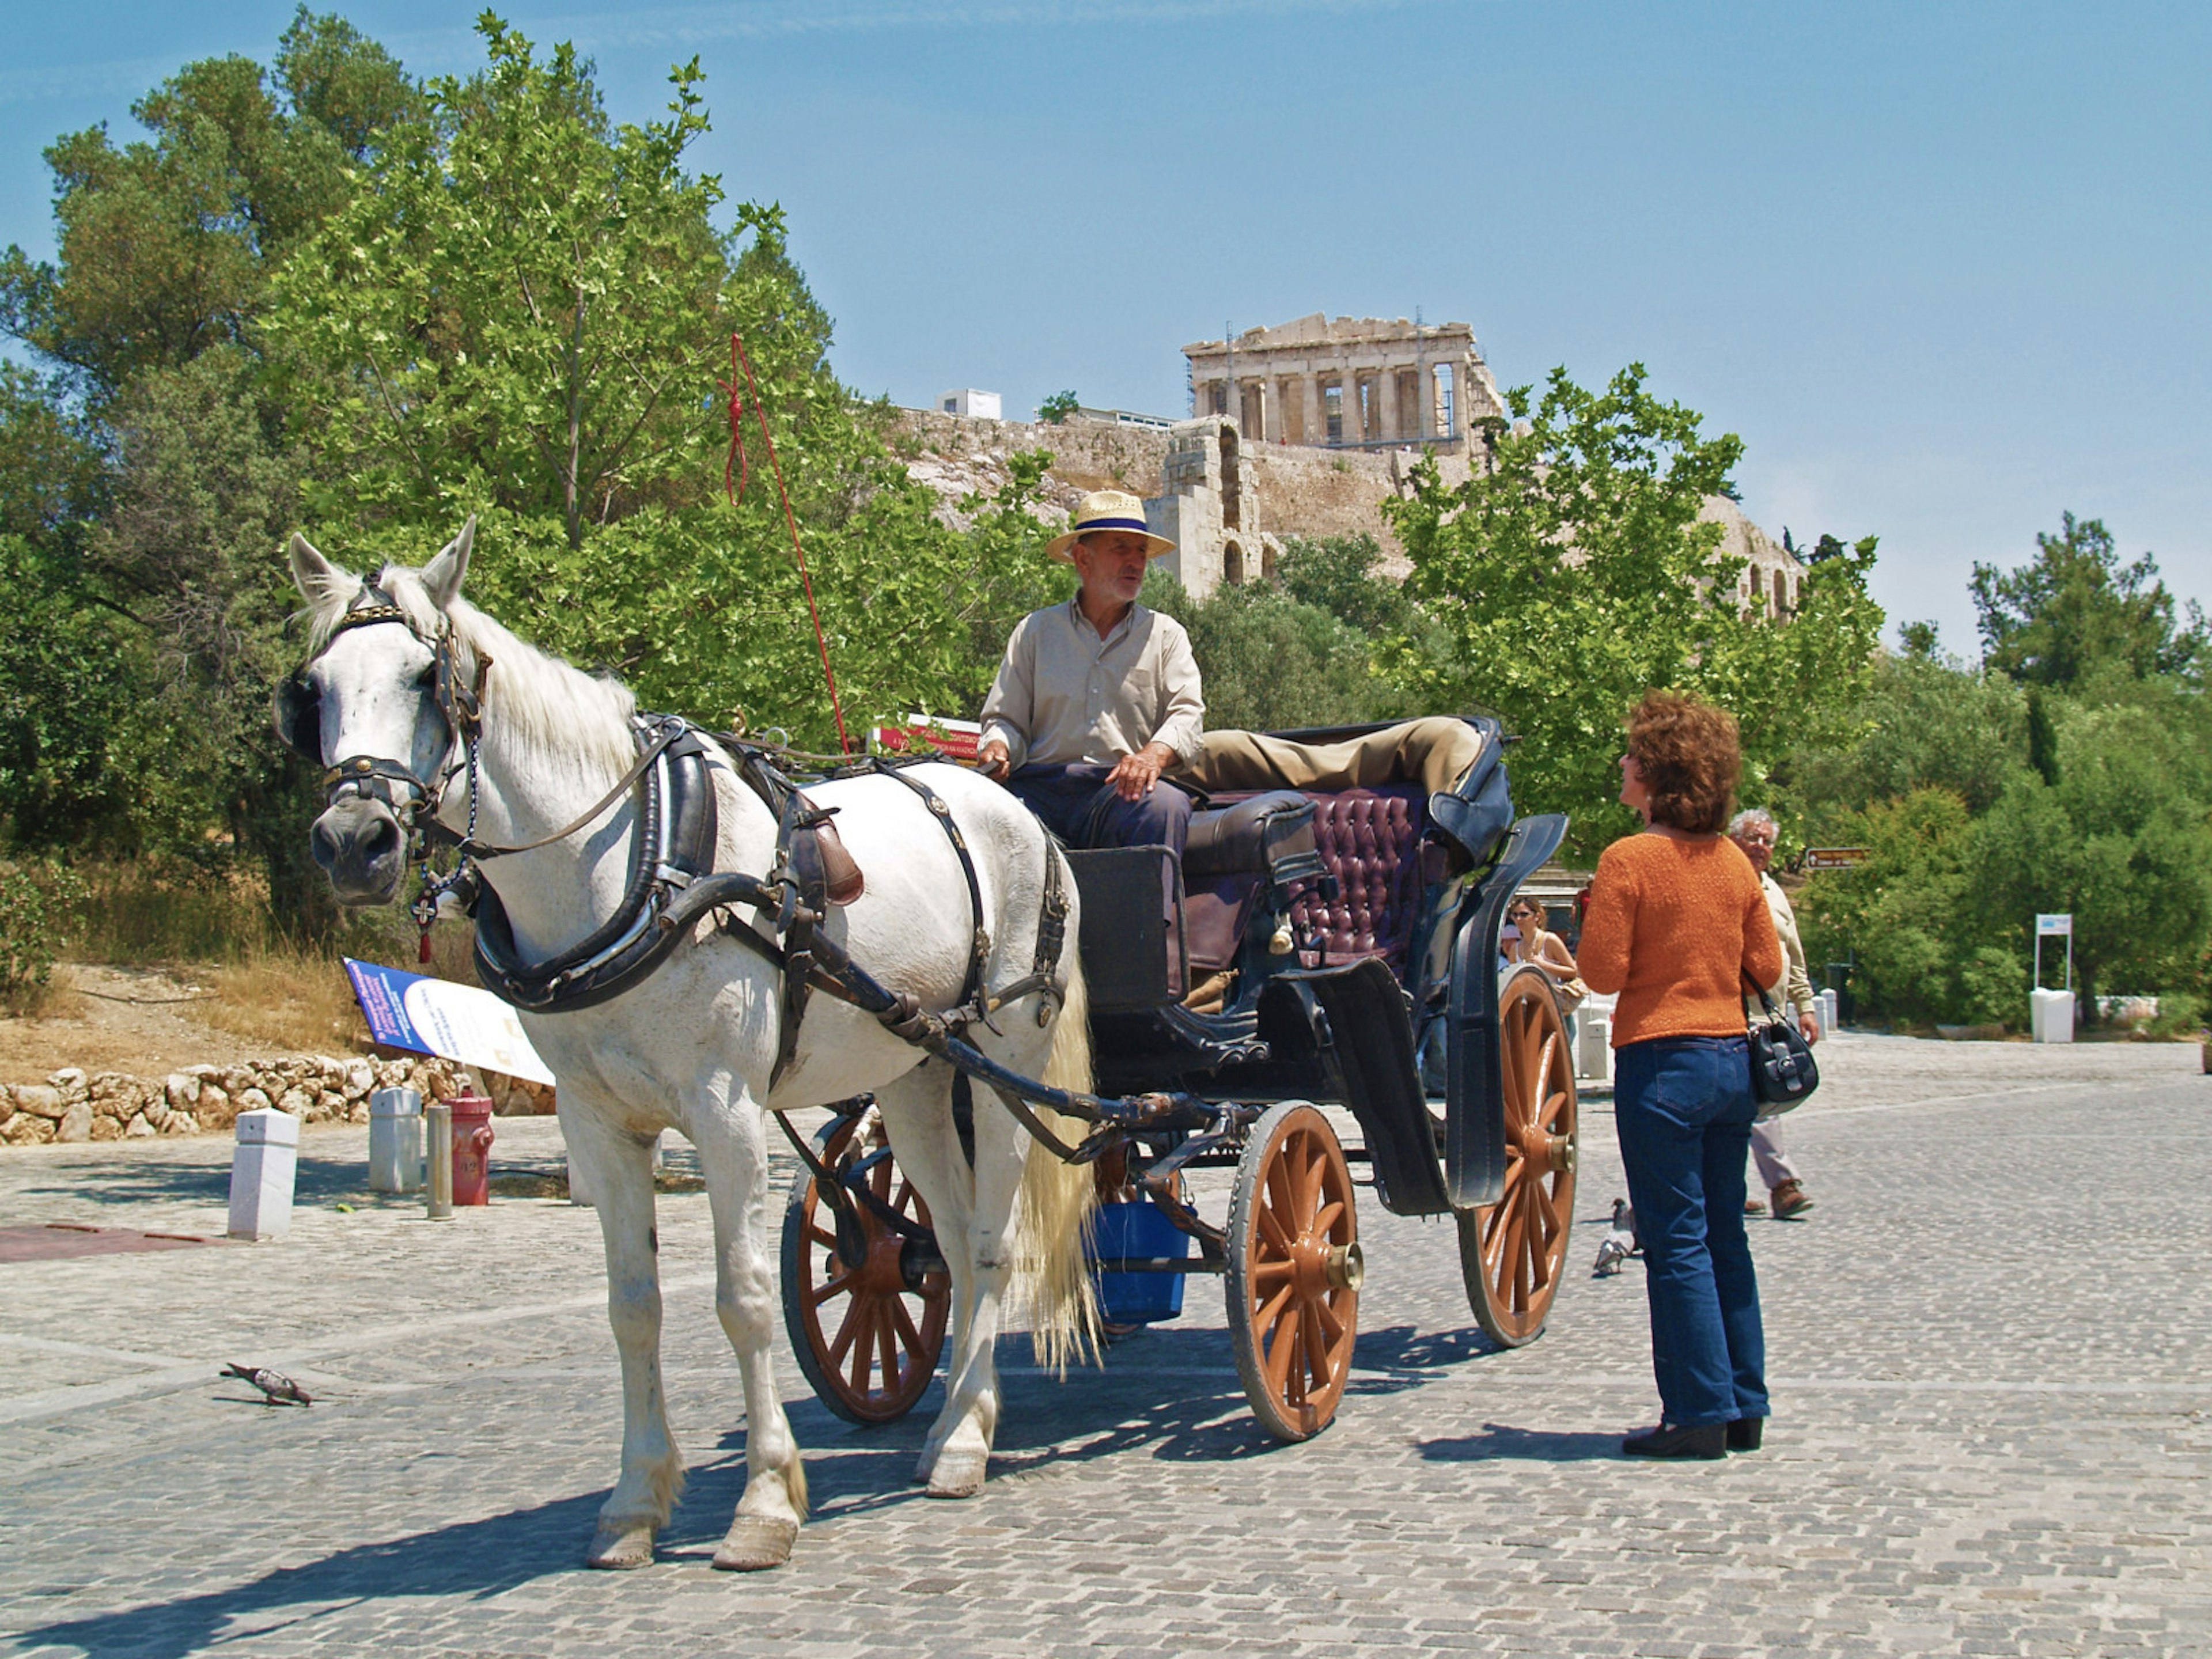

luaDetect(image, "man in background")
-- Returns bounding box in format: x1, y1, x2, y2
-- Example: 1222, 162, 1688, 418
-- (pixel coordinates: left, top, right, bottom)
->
1730, 808, 1820, 1218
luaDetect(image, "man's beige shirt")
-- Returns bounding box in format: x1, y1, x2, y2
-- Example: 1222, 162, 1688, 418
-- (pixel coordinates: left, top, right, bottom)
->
1748, 872, 1818, 1017
979, 598, 1205, 772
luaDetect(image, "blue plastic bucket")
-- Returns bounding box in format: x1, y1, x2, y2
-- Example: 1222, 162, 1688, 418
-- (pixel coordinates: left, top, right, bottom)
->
1090, 1200, 1192, 1324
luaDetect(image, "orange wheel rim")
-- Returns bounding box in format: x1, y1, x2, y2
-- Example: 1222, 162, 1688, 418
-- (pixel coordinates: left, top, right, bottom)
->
795, 1121, 948, 1421
1243, 1110, 1358, 1434
1475, 978, 1577, 1342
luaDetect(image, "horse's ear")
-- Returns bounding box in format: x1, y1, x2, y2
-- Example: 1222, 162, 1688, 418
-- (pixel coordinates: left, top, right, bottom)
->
289, 532, 360, 610
420, 516, 476, 611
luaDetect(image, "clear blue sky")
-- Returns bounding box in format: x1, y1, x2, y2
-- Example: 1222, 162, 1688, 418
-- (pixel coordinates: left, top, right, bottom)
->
6, 1, 2207, 654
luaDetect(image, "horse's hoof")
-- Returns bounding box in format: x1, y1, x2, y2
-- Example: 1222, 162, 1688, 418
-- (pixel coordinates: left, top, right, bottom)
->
586, 1522, 657, 1569
925, 1448, 987, 1499
712, 1514, 798, 1571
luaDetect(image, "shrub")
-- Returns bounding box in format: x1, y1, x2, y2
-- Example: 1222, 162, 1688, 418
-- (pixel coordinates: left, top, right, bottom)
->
0, 859, 87, 1013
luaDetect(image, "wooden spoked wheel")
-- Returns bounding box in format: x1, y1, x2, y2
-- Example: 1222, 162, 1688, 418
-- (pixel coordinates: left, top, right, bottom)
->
779, 1109, 950, 1423
1459, 965, 1578, 1347
1225, 1101, 1362, 1442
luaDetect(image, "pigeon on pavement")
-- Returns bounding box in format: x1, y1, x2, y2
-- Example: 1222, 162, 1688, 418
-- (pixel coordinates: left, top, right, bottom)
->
223, 1364, 312, 1406
1592, 1198, 1639, 1277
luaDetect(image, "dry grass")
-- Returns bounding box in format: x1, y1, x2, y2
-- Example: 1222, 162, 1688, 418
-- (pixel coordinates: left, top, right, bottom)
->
55, 858, 482, 1057
198, 948, 373, 1057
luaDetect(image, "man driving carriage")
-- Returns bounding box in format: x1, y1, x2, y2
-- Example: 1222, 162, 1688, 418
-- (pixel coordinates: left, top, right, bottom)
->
976, 490, 1205, 854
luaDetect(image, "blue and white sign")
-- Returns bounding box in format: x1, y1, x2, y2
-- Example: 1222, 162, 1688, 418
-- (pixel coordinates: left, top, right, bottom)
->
2036, 913, 2073, 936
343, 958, 555, 1085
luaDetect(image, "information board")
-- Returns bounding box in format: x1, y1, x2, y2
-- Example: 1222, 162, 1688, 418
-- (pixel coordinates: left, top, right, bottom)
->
343, 957, 555, 1084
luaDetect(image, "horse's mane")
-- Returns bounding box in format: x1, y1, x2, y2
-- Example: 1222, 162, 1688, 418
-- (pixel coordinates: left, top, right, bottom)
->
304, 562, 639, 778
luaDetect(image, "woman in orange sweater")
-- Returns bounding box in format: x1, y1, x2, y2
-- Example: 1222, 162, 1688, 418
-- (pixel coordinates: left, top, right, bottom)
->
1578, 693, 1784, 1460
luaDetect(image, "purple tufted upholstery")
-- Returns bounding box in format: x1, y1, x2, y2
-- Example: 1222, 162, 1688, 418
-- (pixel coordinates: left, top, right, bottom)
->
1291, 786, 1427, 967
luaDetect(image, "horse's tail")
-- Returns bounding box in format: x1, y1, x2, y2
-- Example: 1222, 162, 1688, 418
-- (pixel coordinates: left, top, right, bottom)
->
1017, 881, 1099, 1374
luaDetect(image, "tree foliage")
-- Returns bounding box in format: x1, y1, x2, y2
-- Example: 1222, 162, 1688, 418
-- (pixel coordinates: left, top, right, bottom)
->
1384, 364, 1881, 857
1971, 512, 2207, 688
1794, 515, 2212, 1027
0, 9, 415, 408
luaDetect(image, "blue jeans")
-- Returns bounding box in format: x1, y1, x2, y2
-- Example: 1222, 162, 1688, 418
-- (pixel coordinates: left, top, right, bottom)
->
1613, 1036, 1767, 1427
1004, 763, 1192, 857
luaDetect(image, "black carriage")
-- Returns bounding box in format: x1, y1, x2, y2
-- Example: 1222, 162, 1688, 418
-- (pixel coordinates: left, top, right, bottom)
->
781, 715, 1578, 1441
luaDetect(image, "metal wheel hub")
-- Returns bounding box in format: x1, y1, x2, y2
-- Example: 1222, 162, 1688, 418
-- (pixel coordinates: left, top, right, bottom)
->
858, 1230, 907, 1294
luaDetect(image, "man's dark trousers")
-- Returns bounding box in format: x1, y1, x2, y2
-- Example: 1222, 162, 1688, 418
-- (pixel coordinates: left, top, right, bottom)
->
1004, 763, 1192, 855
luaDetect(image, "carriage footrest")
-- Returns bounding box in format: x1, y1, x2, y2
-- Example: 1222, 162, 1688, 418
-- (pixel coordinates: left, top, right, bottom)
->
1259, 958, 1453, 1217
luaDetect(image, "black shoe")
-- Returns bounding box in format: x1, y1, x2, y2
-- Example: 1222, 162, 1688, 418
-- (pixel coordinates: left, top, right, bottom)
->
1726, 1417, 1764, 1452
1622, 1422, 1726, 1459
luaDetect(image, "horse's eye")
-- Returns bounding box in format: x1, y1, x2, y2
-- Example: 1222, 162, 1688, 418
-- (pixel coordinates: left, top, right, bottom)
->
414, 664, 438, 691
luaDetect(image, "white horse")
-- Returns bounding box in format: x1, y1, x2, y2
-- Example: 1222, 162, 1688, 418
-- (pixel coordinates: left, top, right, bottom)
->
286, 520, 1096, 1571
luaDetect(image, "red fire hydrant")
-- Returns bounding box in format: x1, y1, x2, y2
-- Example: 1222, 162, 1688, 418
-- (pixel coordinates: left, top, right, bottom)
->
446, 1092, 497, 1206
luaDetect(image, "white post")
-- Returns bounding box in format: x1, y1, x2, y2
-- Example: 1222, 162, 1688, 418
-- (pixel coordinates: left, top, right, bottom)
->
228, 1108, 300, 1241
2031, 987, 2075, 1043
1575, 1015, 1613, 1084
368, 1088, 425, 1193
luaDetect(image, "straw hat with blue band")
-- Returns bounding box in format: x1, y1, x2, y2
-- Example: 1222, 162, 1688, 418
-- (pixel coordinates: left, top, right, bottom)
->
1045, 488, 1177, 563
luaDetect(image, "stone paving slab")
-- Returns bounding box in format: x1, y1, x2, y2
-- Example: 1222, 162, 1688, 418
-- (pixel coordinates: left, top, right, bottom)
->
1, 1033, 2207, 1657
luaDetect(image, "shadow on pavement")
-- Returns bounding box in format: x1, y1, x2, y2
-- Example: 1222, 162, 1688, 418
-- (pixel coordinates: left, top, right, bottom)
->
9, 1488, 607, 1659
1419, 1422, 1623, 1462
14, 1156, 371, 1209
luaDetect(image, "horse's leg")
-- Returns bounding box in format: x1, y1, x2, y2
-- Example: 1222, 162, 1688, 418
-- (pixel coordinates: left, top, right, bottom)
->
866, 1065, 972, 1483
688, 1084, 809, 1571
880, 1064, 1025, 1500
569, 1107, 682, 1570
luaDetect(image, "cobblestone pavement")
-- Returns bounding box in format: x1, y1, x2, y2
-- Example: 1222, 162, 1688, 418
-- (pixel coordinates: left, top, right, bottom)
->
1, 1034, 2207, 1657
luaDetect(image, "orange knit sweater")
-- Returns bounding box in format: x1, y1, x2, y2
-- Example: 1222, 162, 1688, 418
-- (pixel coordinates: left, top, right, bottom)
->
1577, 832, 1785, 1047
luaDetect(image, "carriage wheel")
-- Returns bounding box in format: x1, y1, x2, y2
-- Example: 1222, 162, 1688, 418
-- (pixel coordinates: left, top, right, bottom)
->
1458, 966, 1578, 1347
1225, 1101, 1362, 1443
779, 1108, 950, 1423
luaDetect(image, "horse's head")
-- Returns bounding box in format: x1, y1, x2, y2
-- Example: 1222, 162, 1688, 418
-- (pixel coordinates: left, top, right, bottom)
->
281, 520, 479, 907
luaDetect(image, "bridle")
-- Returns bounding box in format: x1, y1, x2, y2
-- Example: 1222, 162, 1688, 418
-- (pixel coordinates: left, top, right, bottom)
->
278, 584, 698, 957
276, 585, 491, 949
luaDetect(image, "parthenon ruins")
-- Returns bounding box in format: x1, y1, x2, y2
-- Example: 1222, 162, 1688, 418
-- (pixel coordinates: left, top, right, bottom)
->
1184, 313, 1508, 449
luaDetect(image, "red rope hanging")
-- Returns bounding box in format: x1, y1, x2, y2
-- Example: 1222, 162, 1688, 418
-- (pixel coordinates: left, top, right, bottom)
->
719, 331, 851, 754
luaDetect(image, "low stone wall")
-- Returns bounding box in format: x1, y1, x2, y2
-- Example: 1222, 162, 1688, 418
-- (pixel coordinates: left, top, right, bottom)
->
0, 1056, 555, 1147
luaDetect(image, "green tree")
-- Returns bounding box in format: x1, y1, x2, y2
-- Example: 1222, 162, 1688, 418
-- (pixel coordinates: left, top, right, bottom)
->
1971, 513, 2207, 688
1143, 569, 1395, 733
267, 16, 1021, 750
1970, 701, 2212, 1013
1794, 788, 2025, 1028
1383, 364, 1880, 856
1037, 391, 1078, 424
0, 9, 415, 407
1790, 643, 2026, 825
1277, 532, 1423, 641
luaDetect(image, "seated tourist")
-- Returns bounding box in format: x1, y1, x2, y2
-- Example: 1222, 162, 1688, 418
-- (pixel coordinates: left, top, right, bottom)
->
976, 490, 1204, 855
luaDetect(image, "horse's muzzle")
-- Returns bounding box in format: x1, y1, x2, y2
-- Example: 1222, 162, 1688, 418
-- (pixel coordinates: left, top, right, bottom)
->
312, 797, 408, 906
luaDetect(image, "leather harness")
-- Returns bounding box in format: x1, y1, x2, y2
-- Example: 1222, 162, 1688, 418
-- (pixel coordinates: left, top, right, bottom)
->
279, 588, 1072, 1090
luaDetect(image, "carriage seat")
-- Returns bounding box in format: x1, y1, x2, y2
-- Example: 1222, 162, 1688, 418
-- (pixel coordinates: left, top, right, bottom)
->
1183, 790, 1325, 883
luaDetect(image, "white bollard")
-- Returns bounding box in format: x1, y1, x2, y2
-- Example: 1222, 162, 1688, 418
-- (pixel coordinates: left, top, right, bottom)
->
1576, 1015, 1613, 1084
228, 1108, 301, 1241
368, 1088, 425, 1193
2031, 987, 2075, 1043
1817, 988, 1839, 1037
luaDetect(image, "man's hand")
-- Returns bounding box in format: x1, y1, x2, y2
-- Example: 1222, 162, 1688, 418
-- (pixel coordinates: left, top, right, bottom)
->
1798, 1010, 1820, 1045
976, 739, 1011, 781
1105, 742, 1176, 801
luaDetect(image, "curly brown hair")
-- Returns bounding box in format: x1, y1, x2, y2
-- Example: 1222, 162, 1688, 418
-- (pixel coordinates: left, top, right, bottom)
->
1626, 691, 1741, 834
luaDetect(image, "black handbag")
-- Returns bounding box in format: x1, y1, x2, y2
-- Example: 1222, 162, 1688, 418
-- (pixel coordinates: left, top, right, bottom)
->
1743, 972, 1819, 1116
